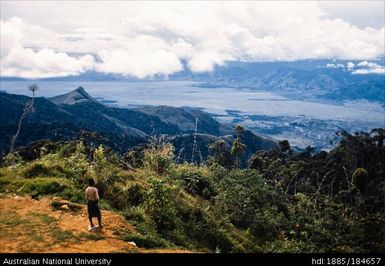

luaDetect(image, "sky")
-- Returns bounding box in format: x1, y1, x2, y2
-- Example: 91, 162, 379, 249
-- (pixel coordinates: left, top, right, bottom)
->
1, 0, 384, 78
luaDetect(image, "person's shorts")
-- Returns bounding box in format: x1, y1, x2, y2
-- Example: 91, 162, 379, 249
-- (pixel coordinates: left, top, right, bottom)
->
87, 200, 101, 218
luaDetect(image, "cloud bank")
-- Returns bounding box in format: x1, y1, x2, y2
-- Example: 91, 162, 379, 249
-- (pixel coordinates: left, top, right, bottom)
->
1, 1, 384, 78
325, 60, 385, 75
352, 61, 385, 75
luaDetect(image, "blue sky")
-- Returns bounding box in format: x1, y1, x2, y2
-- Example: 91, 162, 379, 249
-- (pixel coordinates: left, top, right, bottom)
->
1, 1, 384, 78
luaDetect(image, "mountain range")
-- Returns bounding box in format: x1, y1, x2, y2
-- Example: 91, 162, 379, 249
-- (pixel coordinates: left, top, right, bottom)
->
171, 60, 385, 103
3, 59, 383, 103
0, 87, 276, 164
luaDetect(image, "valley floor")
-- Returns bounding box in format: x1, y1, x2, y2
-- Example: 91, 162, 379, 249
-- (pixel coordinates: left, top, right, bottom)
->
0, 195, 189, 253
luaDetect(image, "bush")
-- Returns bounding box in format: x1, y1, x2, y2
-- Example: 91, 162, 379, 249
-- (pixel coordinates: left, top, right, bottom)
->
23, 162, 64, 178
22, 178, 70, 195
215, 169, 280, 229
145, 178, 177, 231
59, 187, 85, 203
143, 139, 174, 175
249, 205, 289, 241
287, 194, 366, 252
123, 183, 145, 206
352, 168, 369, 193
101, 183, 126, 209
123, 206, 147, 223
62, 142, 91, 187
181, 206, 234, 252
173, 164, 215, 199
100, 181, 143, 210
123, 146, 145, 168
3, 153, 23, 166
182, 173, 214, 199
23, 163, 48, 178
0, 177, 71, 195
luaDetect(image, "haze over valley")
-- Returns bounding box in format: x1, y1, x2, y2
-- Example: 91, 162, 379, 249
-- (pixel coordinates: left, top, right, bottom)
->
2, 59, 384, 149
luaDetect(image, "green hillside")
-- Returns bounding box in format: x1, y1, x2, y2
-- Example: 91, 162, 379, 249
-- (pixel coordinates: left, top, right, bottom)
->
1, 129, 384, 252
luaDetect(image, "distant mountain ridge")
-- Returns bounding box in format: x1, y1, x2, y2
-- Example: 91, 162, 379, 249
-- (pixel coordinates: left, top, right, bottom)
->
50, 86, 98, 105
2, 59, 383, 102
170, 60, 385, 102
0, 88, 276, 163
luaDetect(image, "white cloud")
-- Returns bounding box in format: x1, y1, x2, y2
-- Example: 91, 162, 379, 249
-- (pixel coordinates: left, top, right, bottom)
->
352, 68, 385, 75
1, 1, 384, 78
188, 50, 231, 73
326, 63, 345, 69
352, 61, 385, 75
2, 48, 95, 78
346, 62, 355, 70
0, 18, 95, 78
95, 36, 183, 78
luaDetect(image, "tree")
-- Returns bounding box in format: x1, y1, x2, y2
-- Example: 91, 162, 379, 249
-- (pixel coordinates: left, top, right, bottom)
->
208, 139, 233, 169
9, 84, 38, 154
249, 153, 264, 171
231, 125, 246, 168
352, 168, 368, 194
278, 140, 291, 153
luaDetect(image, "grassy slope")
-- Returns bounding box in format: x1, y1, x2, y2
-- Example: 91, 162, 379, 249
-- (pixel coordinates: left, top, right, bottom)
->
0, 194, 188, 253
2, 134, 383, 253
0, 145, 259, 253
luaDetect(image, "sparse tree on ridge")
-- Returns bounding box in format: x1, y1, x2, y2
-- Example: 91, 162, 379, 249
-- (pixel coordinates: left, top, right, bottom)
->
208, 139, 233, 169
9, 84, 38, 154
231, 125, 246, 168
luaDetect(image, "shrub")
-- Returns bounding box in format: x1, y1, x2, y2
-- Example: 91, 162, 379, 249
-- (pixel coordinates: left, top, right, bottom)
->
215, 169, 277, 228
143, 139, 174, 175
123, 206, 147, 223
23, 163, 48, 178
1, 177, 71, 196
3, 153, 23, 166
172, 164, 215, 199
98, 177, 141, 210
22, 178, 70, 195
62, 142, 91, 187
92, 145, 108, 173
352, 167, 369, 193
181, 206, 234, 252
23, 162, 64, 178
90, 145, 122, 199
249, 205, 289, 241
287, 194, 366, 252
182, 173, 214, 199
101, 183, 126, 210
59, 187, 85, 203
145, 178, 177, 231
123, 146, 146, 168
123, 183, 145, 206
207, 140, 233, 169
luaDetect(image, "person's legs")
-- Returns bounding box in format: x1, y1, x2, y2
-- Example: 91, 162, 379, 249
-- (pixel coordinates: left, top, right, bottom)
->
88, 216, 94, 227
97, 213, 102, 228
87, 201, 95, 227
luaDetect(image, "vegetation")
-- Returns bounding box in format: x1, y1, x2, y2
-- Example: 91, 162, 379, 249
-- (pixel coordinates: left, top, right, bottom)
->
231, 125, 246, 169
9, 84, 38, 154
0, 128, 384, 253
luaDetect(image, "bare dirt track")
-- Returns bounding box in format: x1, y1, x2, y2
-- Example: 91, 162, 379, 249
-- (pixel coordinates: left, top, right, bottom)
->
0, 195, 188, 253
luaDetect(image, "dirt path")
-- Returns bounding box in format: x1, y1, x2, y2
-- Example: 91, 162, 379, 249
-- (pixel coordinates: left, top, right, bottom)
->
0, 195, 188, 253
